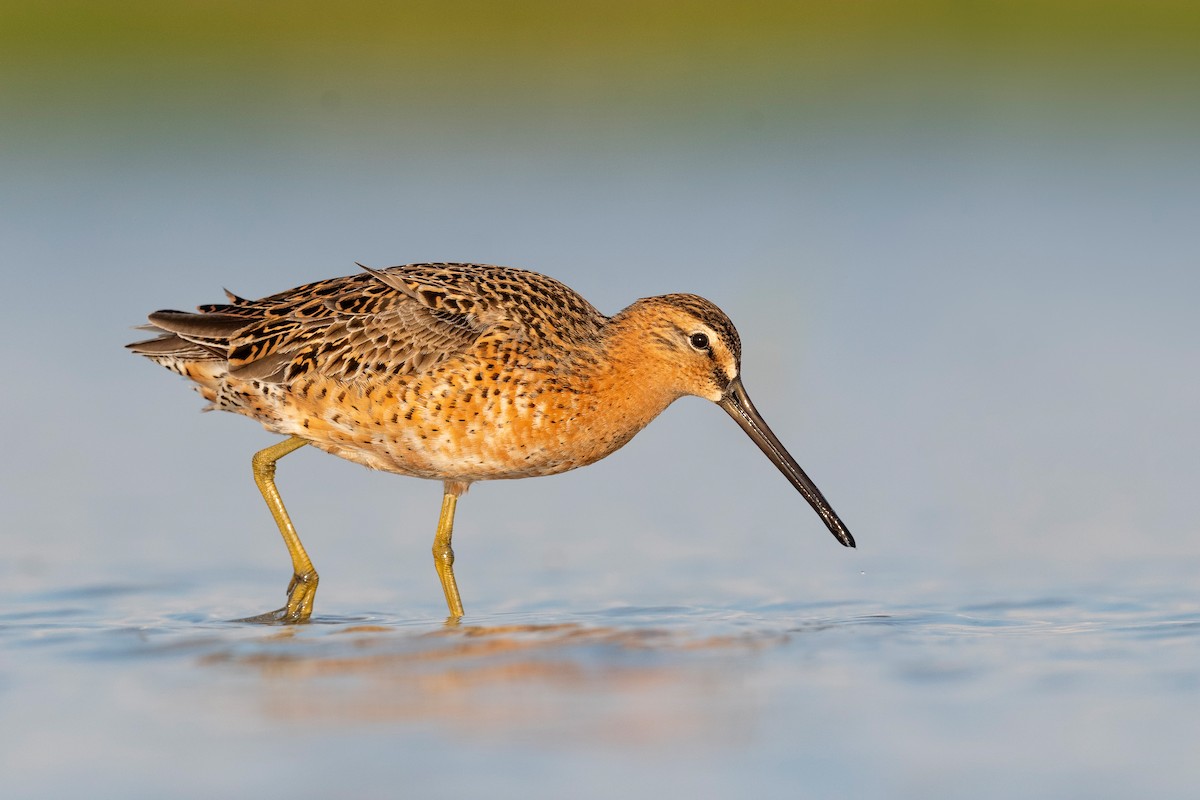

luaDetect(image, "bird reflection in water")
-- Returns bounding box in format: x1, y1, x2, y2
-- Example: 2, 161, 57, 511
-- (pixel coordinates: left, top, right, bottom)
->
200, 618, 787, 744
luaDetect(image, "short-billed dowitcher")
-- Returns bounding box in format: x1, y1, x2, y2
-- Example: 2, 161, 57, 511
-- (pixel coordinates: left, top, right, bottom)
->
129, 263, 854, 622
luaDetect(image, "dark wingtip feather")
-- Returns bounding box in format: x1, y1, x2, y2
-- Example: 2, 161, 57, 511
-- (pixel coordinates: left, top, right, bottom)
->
126, 334, 208, 357
127, 336, 175, 354
147, 309, 249, 341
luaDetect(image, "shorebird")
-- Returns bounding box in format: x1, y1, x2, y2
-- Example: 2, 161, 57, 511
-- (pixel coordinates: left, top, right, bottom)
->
128, 263, 854, 622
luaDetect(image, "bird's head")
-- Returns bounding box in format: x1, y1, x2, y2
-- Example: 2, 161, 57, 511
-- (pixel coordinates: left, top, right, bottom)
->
610, 293, 855, 549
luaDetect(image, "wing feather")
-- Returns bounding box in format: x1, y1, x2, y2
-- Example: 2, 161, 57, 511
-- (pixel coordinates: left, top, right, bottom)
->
133, 265, 498, 386
130, 262, 605, 387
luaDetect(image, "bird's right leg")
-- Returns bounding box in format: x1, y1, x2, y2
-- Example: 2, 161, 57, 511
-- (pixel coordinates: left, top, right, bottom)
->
432, 480, 468, 622
241, 436, 317, 624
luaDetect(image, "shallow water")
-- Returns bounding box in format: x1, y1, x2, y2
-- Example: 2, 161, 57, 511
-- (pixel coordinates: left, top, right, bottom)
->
4, 575, 1198, 799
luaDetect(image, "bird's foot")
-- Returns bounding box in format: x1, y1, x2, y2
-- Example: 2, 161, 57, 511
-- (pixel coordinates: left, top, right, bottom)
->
234, 570, 319, 624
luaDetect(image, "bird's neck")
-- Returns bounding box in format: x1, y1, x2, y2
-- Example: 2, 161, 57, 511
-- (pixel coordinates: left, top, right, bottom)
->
583, 312, 685, 425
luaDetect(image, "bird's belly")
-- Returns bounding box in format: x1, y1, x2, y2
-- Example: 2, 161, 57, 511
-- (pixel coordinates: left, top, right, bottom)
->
270, 374, 651, 482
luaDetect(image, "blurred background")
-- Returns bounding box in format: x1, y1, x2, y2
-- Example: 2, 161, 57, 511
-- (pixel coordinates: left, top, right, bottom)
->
4, 0, 1195, 600
2, 1, 1197, 797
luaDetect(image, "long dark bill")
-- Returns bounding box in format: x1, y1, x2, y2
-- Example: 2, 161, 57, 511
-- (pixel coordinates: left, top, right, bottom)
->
718, 378, 855, 548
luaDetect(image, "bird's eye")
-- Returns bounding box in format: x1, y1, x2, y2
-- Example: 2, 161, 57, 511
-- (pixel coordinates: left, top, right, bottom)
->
689, 332, 710, 350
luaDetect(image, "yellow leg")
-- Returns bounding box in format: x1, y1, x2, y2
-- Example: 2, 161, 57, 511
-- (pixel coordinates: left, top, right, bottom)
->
433, 481, 467, 620
243, 436, 317, 624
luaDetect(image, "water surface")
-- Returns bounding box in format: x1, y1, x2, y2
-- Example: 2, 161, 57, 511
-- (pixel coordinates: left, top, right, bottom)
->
3, 573, 1198, 799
